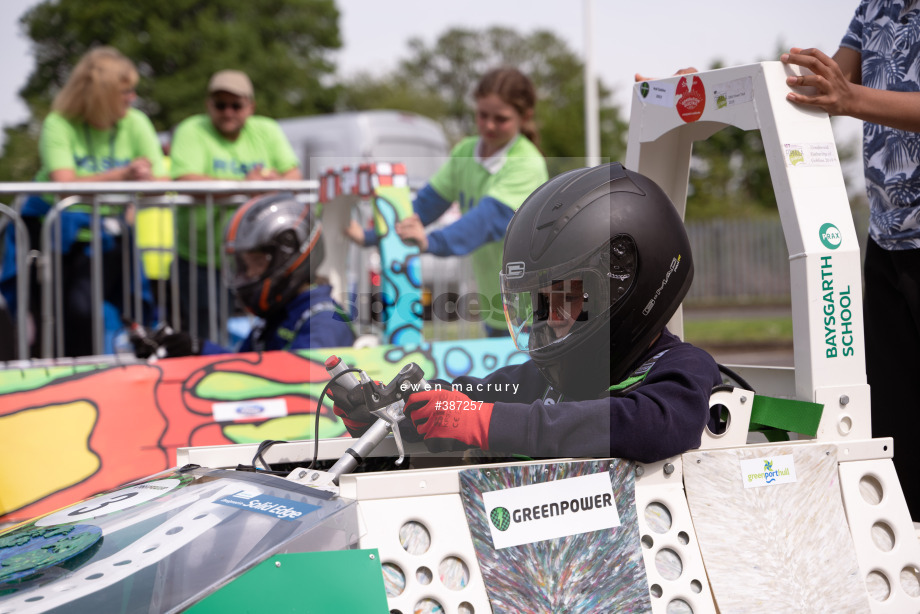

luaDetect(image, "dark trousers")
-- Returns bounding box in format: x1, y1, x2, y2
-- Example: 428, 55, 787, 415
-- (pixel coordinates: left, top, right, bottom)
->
864, 238, 920, 519
15, 217, 127, 358
0, 296, 14, 361
62, 246, 126, 357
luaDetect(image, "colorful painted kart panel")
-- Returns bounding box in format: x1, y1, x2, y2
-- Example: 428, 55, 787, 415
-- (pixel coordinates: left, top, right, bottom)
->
373, 185, 423, 346
0, 338, 526, 523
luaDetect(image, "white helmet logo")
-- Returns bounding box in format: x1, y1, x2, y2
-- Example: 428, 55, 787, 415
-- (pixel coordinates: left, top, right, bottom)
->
505, 261, 525, 279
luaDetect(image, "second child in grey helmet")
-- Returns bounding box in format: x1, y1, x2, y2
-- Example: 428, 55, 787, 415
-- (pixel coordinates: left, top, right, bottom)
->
137, 193, 354, 357
335, 163, 721, 463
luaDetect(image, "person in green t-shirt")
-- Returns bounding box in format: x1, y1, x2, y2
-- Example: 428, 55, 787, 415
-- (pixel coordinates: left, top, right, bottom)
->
169, 69, 302, 337
0, 46, 166, 358
346, 67, 548, 336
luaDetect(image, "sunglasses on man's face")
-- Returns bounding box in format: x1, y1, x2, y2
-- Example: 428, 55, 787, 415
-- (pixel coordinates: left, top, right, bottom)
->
212, 101, 245, 111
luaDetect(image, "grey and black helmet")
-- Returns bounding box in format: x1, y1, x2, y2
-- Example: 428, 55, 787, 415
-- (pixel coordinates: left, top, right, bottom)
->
224, 192, 324, 318
500, 162, 693, 399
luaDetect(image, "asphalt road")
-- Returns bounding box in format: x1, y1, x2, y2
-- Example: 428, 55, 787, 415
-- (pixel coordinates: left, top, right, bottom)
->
704, 345, 794, 368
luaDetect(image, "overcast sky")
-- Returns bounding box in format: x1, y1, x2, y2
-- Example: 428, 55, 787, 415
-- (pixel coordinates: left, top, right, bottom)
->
0, 1, 862, 156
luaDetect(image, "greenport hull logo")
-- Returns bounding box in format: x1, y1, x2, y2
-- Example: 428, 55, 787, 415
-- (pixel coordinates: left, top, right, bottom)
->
739, 455, 797, 489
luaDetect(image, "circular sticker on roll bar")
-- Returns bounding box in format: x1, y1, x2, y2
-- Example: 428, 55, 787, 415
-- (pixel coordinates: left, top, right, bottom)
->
820, 223, 842, 250
676, 75, 706, 123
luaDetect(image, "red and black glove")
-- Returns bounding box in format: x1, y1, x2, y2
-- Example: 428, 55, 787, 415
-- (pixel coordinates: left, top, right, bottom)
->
329, 385, 376, 438
405, 389, 494, 451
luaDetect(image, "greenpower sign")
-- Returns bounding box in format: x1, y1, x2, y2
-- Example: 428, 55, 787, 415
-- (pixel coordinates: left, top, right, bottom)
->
482, 472, 620, 549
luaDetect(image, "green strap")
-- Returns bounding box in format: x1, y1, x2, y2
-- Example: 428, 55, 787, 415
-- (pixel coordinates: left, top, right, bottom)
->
608, 349, 670, 395
749, 395, 824, 440
608, 372, 647, 392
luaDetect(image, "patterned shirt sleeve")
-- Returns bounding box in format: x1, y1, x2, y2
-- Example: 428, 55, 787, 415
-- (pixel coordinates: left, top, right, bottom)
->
840, 0, 867, 52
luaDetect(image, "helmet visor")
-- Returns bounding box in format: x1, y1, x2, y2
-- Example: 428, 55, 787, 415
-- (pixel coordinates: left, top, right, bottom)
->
226, 248, 274, 290
502, 278, 591, 351
501, 236, 638, 352
225, 220, 321, 290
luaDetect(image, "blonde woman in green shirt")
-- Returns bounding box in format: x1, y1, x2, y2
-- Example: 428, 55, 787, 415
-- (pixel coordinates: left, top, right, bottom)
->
1, 46, 165, 357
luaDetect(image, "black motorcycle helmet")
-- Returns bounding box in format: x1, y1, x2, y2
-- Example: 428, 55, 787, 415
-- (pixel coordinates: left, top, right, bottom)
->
500, 162, 693, 400
224, 192, 324, 319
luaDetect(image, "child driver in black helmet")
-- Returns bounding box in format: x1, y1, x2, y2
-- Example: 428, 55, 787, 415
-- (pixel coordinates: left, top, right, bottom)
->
338, 163, 721, 463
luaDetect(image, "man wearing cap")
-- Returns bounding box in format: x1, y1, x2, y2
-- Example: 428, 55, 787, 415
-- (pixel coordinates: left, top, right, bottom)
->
169, 69, 302, 336
171, 70, 301, 182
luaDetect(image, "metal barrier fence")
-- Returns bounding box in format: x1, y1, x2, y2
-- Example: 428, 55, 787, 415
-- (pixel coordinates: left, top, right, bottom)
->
0, 180, 833, 362
685, 215, 868, 305
435, 219, 801, 324
0, 181, 319, 361
685, 218, 791, 304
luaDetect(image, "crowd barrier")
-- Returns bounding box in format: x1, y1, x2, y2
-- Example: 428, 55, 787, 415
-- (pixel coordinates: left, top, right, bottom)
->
0, 177, 488, 362
0, 181, 319, 360
0, 172, 808, 363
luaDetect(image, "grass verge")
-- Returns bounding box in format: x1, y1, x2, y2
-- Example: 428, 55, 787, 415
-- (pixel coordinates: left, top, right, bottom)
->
683, 315, 794, 347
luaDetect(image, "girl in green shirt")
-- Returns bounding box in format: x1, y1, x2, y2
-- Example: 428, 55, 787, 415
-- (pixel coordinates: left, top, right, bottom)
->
347, 67, 548, 336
